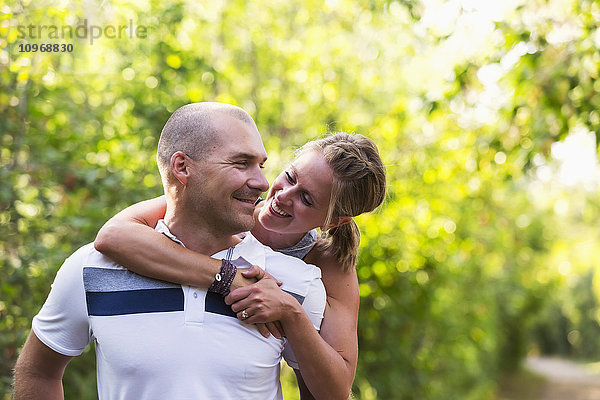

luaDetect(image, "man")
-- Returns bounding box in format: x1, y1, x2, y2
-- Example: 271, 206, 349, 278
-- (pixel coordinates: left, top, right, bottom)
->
13, 103, 326, 399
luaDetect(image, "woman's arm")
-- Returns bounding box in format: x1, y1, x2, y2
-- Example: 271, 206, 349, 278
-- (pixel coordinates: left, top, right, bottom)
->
95, 197, 282, 338
94, 196, 254, 291
285, 252, 359, 400
226, 252, 359, 400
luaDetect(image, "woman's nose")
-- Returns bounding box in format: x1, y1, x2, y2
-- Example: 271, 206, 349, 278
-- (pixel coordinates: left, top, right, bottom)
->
276, 186, 293, 205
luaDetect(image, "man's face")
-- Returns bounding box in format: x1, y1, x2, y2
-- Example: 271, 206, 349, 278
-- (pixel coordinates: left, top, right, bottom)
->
186, 114, 269, 235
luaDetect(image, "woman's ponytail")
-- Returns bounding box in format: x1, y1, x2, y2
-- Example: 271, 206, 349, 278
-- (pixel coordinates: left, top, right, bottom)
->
316, 219, 361, 271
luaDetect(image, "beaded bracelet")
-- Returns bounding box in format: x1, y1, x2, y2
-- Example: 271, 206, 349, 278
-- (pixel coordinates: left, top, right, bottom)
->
209, 247, 237, 296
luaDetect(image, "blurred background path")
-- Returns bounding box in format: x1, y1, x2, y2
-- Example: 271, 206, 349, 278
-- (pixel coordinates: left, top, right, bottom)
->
524, 357, 600, 400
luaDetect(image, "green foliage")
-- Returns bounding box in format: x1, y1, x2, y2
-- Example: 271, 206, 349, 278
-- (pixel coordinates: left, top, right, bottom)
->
2, 0, 600, 399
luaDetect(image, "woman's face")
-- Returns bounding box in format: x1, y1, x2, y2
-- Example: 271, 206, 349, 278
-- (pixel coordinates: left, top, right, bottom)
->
258, 150, 334, 235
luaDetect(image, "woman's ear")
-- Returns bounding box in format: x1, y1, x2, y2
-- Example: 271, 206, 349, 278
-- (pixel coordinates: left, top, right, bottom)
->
324, 216, 352, 230
170, 151, 190, 185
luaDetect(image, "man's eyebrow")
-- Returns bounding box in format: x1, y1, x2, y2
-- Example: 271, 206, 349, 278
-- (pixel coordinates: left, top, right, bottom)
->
230, 153, 268, 163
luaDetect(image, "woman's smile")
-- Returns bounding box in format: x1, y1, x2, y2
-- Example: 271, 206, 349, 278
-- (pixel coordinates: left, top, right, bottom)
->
269, 196, 292, 218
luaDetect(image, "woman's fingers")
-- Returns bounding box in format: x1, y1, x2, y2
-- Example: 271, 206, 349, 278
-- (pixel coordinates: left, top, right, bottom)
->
242, 321, 282, 340
241, 265, 265, 280
265, 322, 282, 339
273, 321, 285, 337
237, 308, 264, 325
229, 279, 290, 323
262, 270, 283, 286
241, 265, 283, 286
225, 285, 253, 305
256, 323, 271, 338
230, 297, 253, 313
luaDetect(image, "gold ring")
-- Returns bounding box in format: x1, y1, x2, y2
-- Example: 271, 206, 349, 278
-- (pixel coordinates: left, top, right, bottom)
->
241, 310, 249, 319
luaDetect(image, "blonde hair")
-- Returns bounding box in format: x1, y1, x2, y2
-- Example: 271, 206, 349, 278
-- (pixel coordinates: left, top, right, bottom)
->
296, 132, 386, 271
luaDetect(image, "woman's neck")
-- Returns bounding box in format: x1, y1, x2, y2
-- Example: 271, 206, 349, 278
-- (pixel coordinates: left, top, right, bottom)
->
251, 219, 307, 250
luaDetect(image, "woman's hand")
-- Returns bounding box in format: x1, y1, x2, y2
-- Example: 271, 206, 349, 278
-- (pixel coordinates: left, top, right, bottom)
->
225, 268, 293, 339
240, 265, 282, 286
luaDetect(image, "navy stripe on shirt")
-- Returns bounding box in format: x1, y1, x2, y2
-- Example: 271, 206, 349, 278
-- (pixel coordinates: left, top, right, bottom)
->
86, 288, 184, 316
83, 266, 305, 317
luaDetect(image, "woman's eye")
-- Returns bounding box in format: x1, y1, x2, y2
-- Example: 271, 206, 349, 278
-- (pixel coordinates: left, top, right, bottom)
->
301, 194, 313, 207
285, 171, 295, 183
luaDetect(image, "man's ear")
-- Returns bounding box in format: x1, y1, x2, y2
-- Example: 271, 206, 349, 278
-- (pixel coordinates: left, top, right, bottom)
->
170, 151, 190, 185
323, 216, 352, 230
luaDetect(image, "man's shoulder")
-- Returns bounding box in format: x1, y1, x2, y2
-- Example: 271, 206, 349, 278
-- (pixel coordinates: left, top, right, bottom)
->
66, 243, 123, 269
42, 243, 123, 299
65, 243, 180, 297
265, 247, 311, 266
56, 244, 126, 283
259, 246, 323, 299
262, 242, 320, 274
239, 233, 322, 287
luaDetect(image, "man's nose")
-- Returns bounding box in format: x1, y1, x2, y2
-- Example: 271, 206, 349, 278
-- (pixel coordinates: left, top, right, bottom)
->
249, 166, 269, 193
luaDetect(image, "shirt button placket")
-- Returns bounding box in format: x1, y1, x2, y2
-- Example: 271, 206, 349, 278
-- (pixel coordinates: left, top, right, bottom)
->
184, 287, 205, 325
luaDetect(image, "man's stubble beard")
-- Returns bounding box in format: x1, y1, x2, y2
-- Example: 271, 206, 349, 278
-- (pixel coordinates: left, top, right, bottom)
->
190, 195, 255, 237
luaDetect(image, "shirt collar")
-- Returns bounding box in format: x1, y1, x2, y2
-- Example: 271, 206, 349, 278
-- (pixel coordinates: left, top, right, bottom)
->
155, 220, 266, 269
212, 233, 266, 269
155, 219, 185, 246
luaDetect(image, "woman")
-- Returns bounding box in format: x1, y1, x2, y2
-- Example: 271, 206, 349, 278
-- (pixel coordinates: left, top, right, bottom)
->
94, 132, 386, 399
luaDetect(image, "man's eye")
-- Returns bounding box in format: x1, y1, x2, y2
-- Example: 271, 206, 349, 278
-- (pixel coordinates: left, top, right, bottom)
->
235, 161, 248, 166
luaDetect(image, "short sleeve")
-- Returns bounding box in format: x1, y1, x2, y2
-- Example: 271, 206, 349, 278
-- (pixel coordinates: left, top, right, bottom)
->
283, 277, 326, 369
32, 245, 93, 356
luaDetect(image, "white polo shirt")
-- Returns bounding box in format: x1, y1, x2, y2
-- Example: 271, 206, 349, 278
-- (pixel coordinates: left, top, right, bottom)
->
32, 221, 326, 400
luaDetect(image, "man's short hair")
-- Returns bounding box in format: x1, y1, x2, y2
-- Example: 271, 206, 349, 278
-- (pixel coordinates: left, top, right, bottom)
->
157, 102, 254, 180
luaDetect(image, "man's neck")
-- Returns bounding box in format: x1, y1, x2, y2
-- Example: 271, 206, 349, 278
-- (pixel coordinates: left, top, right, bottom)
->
163, 210, 241, 256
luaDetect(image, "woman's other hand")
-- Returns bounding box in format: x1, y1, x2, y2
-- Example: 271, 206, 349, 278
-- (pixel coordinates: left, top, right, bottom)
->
225, 271, 293, 340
